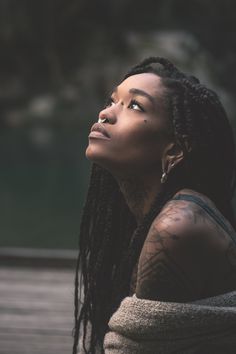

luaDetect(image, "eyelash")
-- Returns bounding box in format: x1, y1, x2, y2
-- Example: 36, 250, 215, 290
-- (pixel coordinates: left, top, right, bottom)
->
104, 97, 145, 112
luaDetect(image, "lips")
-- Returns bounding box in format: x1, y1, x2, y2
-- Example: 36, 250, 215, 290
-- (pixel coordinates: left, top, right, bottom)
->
90, 123, 110, 138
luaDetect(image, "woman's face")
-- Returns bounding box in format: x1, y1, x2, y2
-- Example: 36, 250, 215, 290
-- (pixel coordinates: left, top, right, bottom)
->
86, 73, 173, 177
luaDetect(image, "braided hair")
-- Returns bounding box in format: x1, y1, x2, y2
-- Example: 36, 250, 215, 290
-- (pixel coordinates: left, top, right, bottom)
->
72, 57, 236, 354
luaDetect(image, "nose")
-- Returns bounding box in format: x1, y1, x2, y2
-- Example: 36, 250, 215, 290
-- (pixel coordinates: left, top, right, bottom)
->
98, 105, 116, 124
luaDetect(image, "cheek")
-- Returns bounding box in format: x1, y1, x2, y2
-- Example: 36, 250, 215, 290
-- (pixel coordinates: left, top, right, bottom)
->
114, 123, 167, 164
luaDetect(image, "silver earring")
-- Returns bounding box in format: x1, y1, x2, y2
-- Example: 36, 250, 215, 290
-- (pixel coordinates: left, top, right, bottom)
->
161, 171, 168, 184
161, 162, 175, 183
98, 117, 108, 123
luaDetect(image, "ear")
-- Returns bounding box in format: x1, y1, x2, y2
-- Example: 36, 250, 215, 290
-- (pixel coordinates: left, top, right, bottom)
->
162, 139, 190, 174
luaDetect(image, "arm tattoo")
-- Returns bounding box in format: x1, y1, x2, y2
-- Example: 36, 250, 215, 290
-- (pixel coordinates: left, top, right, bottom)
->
136, 198, 236, 301
135, 226, 195, 302
135, 200, 207, 302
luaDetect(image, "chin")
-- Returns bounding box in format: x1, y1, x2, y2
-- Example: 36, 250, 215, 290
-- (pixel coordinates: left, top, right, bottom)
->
85, 145, 92, 160
85, 145, 107, 167
85, 146, 99, 163
85, 144, 139, 176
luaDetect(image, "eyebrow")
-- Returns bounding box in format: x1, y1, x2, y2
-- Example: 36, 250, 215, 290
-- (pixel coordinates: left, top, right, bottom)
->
129, 88, 155, 106
112, 86, 155, 106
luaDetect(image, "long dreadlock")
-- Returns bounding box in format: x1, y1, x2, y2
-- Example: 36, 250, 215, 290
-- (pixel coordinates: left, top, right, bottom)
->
72, 56, 236, 354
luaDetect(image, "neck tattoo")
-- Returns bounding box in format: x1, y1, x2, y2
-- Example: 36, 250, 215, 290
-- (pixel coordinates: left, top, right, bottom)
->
118, 177, 150, 223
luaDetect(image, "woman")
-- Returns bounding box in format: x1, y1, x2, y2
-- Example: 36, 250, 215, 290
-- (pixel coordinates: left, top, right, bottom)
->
73, 57, 236, 354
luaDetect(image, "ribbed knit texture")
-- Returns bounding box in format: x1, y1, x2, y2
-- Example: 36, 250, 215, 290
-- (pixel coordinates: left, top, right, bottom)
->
104, 292, 236, 354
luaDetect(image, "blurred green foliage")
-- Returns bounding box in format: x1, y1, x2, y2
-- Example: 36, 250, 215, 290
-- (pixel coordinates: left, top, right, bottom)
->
0, 0, 236, 248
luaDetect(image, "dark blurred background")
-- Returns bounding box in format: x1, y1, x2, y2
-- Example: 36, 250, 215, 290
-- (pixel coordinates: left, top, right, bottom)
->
1, 0, 236, 249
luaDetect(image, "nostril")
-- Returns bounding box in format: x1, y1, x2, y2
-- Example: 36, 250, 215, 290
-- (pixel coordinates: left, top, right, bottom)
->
98, 109, 108, 121
98, 117, 109, 123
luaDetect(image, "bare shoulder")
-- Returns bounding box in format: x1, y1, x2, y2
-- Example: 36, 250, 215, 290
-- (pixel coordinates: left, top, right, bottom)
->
154, 188, 234, 241
135, 189, 236, 301
151, 189, 211, 243
153, 191, 201, 232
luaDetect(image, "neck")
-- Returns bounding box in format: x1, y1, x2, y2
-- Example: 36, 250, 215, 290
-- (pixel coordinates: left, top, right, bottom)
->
115, 173, 162, 224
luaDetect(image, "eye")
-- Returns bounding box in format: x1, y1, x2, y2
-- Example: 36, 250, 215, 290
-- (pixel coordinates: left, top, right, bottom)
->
129, 100, 144, 112
104, 97, 115, 108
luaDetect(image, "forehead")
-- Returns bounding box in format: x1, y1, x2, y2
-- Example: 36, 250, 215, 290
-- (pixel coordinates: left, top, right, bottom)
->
117, 73, 163, 96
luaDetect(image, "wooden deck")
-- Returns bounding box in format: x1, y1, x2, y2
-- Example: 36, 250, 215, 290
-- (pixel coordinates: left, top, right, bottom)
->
0, 248, 77, 354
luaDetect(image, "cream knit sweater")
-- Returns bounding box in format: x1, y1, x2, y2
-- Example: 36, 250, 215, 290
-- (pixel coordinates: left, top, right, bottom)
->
103, 291, 236, 354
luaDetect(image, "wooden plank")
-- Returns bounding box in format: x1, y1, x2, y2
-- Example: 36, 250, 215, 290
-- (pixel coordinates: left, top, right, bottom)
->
0, 264, 76, 354
0, 247, 78, 268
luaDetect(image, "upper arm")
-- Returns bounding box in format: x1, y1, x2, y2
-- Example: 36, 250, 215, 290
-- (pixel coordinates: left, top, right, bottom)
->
135, 200, 211, 302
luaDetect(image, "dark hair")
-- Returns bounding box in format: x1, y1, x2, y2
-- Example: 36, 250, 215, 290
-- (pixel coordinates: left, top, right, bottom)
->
72, 57, 236, 354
